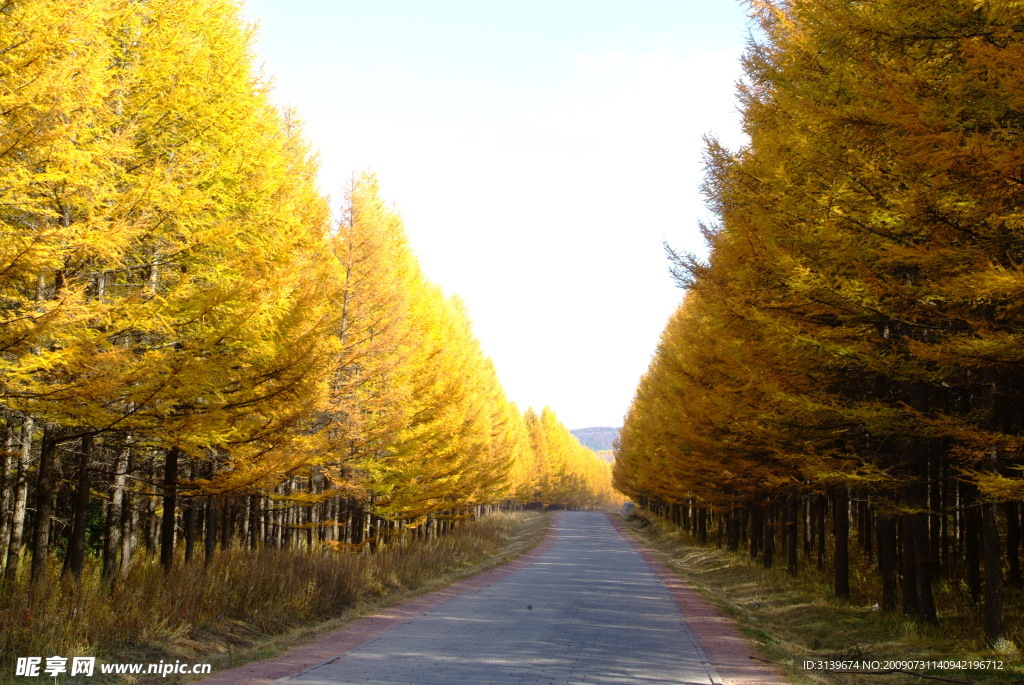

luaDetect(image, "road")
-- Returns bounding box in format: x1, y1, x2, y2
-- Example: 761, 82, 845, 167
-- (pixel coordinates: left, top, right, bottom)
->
284, 512, 720, 685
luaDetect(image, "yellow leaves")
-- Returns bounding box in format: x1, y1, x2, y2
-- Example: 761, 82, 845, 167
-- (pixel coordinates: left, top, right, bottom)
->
971, 467, 1024, 501
0, 0, 610, 522
0, 0, 343, 491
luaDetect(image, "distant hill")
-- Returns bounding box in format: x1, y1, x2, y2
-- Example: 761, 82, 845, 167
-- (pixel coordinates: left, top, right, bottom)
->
571, 427, 620, 452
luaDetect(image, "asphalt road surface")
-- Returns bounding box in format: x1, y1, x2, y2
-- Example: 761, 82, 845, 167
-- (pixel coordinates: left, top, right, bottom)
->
285, 511, 720, 685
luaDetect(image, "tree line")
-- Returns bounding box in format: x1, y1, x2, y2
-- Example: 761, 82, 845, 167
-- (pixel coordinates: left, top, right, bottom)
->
615, 0, 1024, 645
0, 0, 619, 587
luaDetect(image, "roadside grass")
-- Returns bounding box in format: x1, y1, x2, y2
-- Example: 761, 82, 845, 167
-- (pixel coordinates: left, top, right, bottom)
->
621, 511, 1024, 685
1, 511, 550, 685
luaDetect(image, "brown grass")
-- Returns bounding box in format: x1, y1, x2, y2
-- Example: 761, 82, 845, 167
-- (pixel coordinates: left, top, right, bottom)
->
1, 511, 549, 685
621, 511, 1024, 685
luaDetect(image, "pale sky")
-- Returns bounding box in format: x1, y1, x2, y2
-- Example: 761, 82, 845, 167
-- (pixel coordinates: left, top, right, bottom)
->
241, 1, 751, 429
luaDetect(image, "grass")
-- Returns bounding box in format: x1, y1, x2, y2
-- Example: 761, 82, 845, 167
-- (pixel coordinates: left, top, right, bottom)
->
620, 510, 1024, 685
1, 511, 550, 685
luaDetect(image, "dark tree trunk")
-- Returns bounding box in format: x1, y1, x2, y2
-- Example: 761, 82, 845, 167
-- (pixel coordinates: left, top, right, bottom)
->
30, 425, 60, 582
740, 505, 748, 545
103, 444, 128, 580
939, 460, 950, 577
878, 513, 898, 612
250, 494, 260, 551
749, 503, 760, 560
121, 448, 139, 575
816, 494, 827, 570
803, 496, 812, 558
928, 455, 941, 575
965, 501, 982, 603
351, 504, 364, 546
833, 485, 850, 597
911, 512, 937, 624
221, 498, 233, 550
63, 434, 94, 578
1006, 501, 1022, 588
160, 447, 180, 570
763, 506, 774, 569
861, 496, 873, 563
145, 455, 158, 555
786, 493, 798, 576
726, 506, 740, 552
900, 517, 919, 616
183, 459, 196, 563
982, 497, 1004, 643
204, 499, 217, 564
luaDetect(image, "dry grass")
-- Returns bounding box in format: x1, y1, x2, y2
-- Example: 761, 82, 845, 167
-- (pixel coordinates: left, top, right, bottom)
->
621, 511, 1024, 685
1, 511, 549, 685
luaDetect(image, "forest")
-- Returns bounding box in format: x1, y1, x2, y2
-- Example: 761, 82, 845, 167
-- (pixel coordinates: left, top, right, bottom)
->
615, 0, 1024, 647
0, 0, 620, 610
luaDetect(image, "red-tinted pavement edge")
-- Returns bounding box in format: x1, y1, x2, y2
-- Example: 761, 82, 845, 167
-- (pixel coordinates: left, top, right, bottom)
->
196, 512, 562, 685
606, 514, 791, 685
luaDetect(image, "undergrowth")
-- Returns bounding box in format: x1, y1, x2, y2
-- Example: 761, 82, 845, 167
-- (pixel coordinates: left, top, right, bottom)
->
1, 511, 549, 684
622, 510, 1023, 685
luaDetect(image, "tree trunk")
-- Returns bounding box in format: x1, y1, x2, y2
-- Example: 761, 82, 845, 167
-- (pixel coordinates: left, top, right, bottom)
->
749, 503, 760, 560
0, 420, 13, 575
940, 460, 950, 578
726, 506, 740, 552
803, 496, 812, 558
861, 495, 873, 563
221, 497, 233, 550
786, 493, 798, 576
928, 455, 941, 575
982, 497, 1004, 643
965, 501, 982, 603
351, 504, 364, 545
816, 494, 826, 570
878, 513, 898, 612
30, 425, 60, 582
121, 446, 139, 576
833, 485, 850, 597
264, 495, 274, 547
900, 517, 918, 616
911, 512, 937, 624
306, 475, 315, 550
183, 458, 196, 563
145, 455, 158, 555
4, 416, 32, 581
63, 434, 94, 579
204, 498, 217, 564
1006, 501, 1022, 588
160, 447, 180, 570
249, 494, 260, 550
103, 444, 129, 580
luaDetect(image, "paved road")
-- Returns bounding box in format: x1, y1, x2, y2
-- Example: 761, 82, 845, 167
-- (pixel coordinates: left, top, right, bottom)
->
285, 512, 718, 685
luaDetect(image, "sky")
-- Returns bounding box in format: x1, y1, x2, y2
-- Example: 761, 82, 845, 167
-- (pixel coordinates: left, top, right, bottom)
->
240, 0, 752, 430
